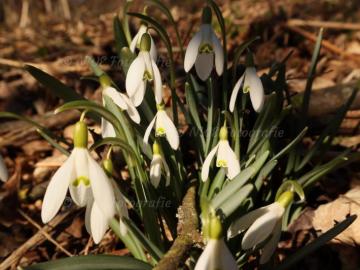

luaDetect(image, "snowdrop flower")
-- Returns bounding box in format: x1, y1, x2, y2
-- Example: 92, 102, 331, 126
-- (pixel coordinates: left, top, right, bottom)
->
184, 7, 224, 81
229, 53, 265, 113
201, 125, 240, 181
99, 76, 140, 138
41, 120, 116, 243
84, 158, 128, 243
228, 191, 294, 264
149, 141, 170, 188
144, 103, 179, 150
126, 33, 162, 106
130, 24, 157, 61
0, 154, 8, 182
195, 215, 237, 270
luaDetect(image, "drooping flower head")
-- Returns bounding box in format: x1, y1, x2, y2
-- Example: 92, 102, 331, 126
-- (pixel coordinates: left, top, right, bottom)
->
130, 23, 157, 61
201, 125, 240, 181
0, 154, 8, 182
184, 6, 224, 81
149, 141, 170, 188
144, 103, 179, 150
195, 214, 238, 270
99, 75, 140, 138
41, 120, 116, 243
228, 191, 294, 264
229, 52, 265, 113
126, 33, 163, 106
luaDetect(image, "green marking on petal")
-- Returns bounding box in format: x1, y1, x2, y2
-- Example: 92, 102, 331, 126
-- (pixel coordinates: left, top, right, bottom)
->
216, 160, 227, 167
199, 43, 213, 54
156, 127, 166, 137
243, 85, 250, 93
143, 70, 153, 81
72, 176, 90, 187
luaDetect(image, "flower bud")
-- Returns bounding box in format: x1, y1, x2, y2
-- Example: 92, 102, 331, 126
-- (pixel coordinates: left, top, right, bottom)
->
99, 74, 111, 88
202, 6, 212, 24
73, 121, 88, 148
140, 33, 151, 52
219, 126, 228, 141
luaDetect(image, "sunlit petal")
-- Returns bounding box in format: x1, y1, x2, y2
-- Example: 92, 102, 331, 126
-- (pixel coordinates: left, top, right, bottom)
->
101, 117, 116, 138
219, 142, 240, 179
144, 115, 157, 145
184, 30, 202, 72
211, 31, 224, 76
85, 198, 93, 234
152, 60, 163, 105
201, 144, 219, 182
126, 55, 145, 97
150, 155, 162, 188
245, 67, 265, 112
41, 153, 75, 223
121, 93, 141, 124
157, 111, 179, 150
90, 201, 109, 244
130, 81, 146, 107
229, 74, 245, 112
260, 220, 282, 264
150, 36, 158, 61
103, 87, 128, 110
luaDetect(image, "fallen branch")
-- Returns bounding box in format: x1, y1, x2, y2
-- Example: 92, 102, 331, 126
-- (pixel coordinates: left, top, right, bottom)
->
287, 19, 360, 31
154, 183, 201, 270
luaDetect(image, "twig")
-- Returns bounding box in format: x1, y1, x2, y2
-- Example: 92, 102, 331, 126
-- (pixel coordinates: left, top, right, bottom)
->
0, 208, 76, 270
19, 0, 30, 28
288, 19, 360, 31
18, 209, 74, 257
154, 183, 201, 270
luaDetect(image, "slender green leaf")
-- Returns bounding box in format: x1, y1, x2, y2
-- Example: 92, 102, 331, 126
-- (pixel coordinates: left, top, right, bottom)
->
113, 16, 129, 56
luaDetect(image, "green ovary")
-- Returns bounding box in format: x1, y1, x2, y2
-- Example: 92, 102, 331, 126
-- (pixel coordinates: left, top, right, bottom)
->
216, 160, 227, 167
72, 176, 90, 187
199, 43, 213, 54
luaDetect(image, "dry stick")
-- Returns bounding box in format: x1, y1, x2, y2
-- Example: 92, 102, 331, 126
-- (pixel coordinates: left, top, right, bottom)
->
154, 183, 201, 270
0, 208, 76, 270
18, 209, 74, 257
19, 0, 30, 28
60, 0, 71, 20
287, 19, 360, 31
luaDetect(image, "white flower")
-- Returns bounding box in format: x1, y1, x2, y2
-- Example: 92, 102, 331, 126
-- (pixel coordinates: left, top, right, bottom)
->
101, 86, 140, 138
149, 142, 170, 188
195, 238, 238, 270
229, 66, 265, 113
228, 202, 285, 264
41, 121, 116, 245
201, 126, 240, 182
144, 105, 179, 150
126, 33, 162, 106
184, 7, 223, 81
130, 24, 157, 61
0, 154, 8, 182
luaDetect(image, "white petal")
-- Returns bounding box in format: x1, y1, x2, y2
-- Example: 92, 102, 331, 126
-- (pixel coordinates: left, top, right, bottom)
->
71, 148, 91, 207
121, 93, 141, 124
194, 239, 216, 270
130, 81, 146, 107
229, 74, 245, 112
245, 67, 265, 113
152, 60, 163, 104
260, 220, 282, 264
85, 198, 93, 234
241, 203, 284, 250
162, 158, 171, 186
87, 152, 116, 220
150, 36, 158, 61
69, 182, 91, 207
216, 141, 240, 179
126, 55, 145, 97
119, 218, 128, 236
195, 53, 214, 81
143, 115, 157, 145
150, 155, 162, 188
0, 154, 8, 182
90, 201, 109, 244
103, 87, 128, 110
184, 30, 202, 72
157, 111, 179, 150
41, 152, 75, 223
129, 31, 141, 52
142, 51, 154, 77
217, 141, 240, 179
217, 239, 238, 270
211, 31, 224, 76
201, 144, 219, 182
228, 204, 273, 238
101, 118, 116, 138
